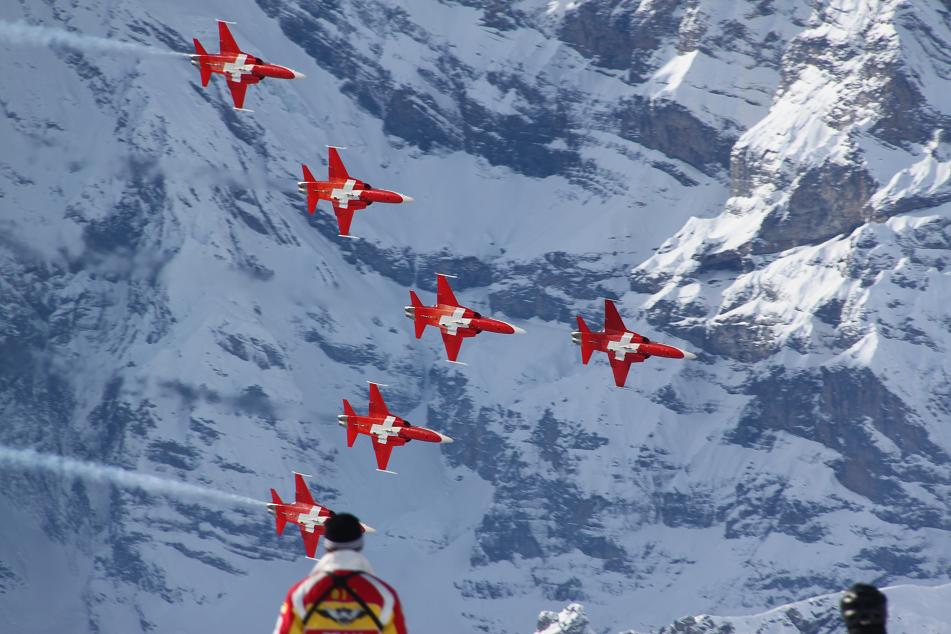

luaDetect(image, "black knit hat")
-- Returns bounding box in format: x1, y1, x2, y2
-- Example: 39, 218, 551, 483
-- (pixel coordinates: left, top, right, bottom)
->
324, 513, 364, 551
840, 583, 887, 633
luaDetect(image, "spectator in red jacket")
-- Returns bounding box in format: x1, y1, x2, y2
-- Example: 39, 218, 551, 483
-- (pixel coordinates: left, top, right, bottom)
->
273, 513, 407, 634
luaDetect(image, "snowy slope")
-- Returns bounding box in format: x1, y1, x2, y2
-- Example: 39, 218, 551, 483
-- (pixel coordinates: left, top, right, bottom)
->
1, 1, 950, 633
536, 584, 951, 633
647, 583, 951, 634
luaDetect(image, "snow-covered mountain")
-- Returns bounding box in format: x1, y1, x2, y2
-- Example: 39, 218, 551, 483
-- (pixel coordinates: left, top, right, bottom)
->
536, 583, 951, 634
1, 1, 949, 633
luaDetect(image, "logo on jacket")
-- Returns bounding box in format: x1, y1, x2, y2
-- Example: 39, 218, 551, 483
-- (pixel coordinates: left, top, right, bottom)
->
317, 607, 366, 624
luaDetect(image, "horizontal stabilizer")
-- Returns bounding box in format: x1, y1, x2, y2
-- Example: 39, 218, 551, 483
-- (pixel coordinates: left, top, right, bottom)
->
343, 400, 359, 447
576, 316, 594, 364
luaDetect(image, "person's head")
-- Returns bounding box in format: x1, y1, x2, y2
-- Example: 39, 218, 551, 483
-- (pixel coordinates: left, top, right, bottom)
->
840, 583, 887, 634
324, 513, 366, 552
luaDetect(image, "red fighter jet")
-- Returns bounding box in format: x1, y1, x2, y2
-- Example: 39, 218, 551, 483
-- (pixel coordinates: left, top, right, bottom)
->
298, 146, 414, 237
404, 274, 525, 363
268, 472, 375, 558
572, 299, 697, 387
338, 382, 453, 474
191, 20, 305, 111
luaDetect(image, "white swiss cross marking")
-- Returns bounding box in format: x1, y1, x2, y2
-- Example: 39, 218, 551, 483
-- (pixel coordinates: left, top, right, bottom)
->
606, 332, 640, 360
370, 415, 400, 444
438, 308, 471, 335
223, 54, 253, 82
331, 179, 361, 208
297, 506, 328, 531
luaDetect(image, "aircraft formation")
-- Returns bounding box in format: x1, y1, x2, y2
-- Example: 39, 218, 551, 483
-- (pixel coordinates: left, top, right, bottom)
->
185, 20, 698, 559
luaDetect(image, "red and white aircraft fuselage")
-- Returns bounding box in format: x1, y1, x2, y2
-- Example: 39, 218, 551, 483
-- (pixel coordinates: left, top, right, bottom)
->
191, 21, 304, 111
267, 472, 334, 558
338, 382, 452, 473
572, 299, 696, 387
405, 274, 525, 363
298, 147, 413, 237
267, 472, 374, 558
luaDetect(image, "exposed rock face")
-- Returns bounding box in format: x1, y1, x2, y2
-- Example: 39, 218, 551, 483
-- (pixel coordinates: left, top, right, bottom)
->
535, 603, 595, 634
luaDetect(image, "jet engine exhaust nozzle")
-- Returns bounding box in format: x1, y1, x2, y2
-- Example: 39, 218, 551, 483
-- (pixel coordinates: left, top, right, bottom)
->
336, 415, 348, 426
403, 306, 416, 319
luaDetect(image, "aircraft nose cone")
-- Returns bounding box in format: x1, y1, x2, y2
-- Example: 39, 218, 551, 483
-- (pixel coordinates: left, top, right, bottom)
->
512, 326, 526, 335
682, 350, 697, 360
438, 432, 454, 444
401, 194, 414, 203
292, 69, 306, 79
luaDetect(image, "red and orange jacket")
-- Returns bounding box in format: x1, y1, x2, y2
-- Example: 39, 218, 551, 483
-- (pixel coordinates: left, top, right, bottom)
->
273, 550, 408, 634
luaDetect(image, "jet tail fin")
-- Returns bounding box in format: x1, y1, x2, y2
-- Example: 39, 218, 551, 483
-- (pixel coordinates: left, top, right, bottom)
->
193, 39, 212, 86
409, 291, 426, 338
343, 400, 359, 447
270, 488, 288, 535
576, 315, 595, 364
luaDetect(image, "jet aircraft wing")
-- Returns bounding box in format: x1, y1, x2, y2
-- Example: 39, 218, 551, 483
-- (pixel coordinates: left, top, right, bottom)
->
440, 331, 464, 362
328, 147, 350, 181
371, 437, 395, 472
294, 473, 316, 506
436, 274, 459, 307
368, 383, 389, 417
217, 20, 242, 55
299, 524, 321, 558
608, 355, 633, 388
331, 200, 367, 236
604, 299, 627, 334
226, 78, 249, 110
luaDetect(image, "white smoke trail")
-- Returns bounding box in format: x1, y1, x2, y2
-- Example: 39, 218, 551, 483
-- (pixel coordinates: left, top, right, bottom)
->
0, 445, 262, 509
0, 20, 182, 56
